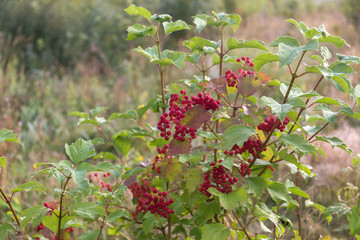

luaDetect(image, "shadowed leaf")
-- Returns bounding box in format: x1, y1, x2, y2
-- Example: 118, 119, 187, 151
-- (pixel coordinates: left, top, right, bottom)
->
168, 138, 191, 156
182, 105, 212, 129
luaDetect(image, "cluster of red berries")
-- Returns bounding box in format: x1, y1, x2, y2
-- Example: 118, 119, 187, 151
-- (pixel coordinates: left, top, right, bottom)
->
157, 90, 219, 146
36, 223, 44, 232
239, 159, 252, 177
257, 115, 290, 133
225, 56, 255, 87
144, 188, 174, 219
88, 172, 112, 192
128, 180, 151, 220
43, 201, 58, 216
199, 160, 238, 197
224, 136, 265, 158
152, 155, 162, 173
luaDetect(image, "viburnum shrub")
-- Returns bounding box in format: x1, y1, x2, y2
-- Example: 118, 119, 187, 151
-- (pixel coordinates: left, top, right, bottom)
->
1, 4, 360, 240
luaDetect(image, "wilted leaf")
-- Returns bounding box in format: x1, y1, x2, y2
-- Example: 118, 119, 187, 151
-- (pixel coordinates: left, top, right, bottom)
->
237, 74, 261, 97
168, 139, 192, 156
182, 105, 212, 129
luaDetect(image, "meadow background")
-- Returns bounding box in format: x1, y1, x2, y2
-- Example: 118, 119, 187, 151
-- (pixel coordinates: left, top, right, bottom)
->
0, 0, 360, 238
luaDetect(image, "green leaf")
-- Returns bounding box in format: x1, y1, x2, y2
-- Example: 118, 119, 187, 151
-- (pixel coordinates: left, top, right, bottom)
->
201, 223, 230, 240
0, 129, 20, 143
107, 210, 129, 224
79, 230, 100, 240
124, 4, 152, 21
0, 157, 6, 169
183, 37, 216, 52
324, 203, 351, 219
288, 186, 309, 199
305, 27, 321, 39
195, 201, 221, 220
222, 125, 256, 150
305, 199, 325, 213
193, 13, 242, 33
331, 62, 355, 74
90, 107, 108, 117
193, 14, 208, 33
244, 177, 268, 197
126, 24, 156, 40
121, 167, 145, 180
347, 200, 360, 236
112, 130, 131, 156
285, 180, 309, 199
270, 36, 299, 47
73, 202, 106, 220
185, 167, 203, 193
336, 54, 360, 64
143, 212, 155, 234
108, 110, 137, 121
12, 181, 45, 194
286, 19, 308, 35
321, 46, 332, 60
227, 38, 269, 51
163, 20, 191, 34
0, 223, 15, 240
314, 104, 338, 124
208, 188, 247, 211
268, 182, 292, 204
42, 214, 59, 233
313, 96, 342, 105
278, 39, 318, 67
253, 53, 279, 72
315, 136, 352, 153
279, 149, 312, 176
260, 96, 292, 121
151, 14, 172, 22
214, 12, 242, 32
71, 169, 88, 189
320, 35, 349, 48
279, 134, 316, 153
354, 84, 360, 106
21, 206, 49, 229
134, 46, 159, 60
254, 203, 280, 230
65, 138, 96, 164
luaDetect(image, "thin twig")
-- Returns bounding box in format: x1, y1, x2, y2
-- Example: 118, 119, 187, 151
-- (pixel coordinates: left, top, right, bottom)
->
232, 210, 251, 240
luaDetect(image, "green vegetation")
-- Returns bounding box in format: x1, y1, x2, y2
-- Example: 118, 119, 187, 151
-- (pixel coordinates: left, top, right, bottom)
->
0, 0, 360, 239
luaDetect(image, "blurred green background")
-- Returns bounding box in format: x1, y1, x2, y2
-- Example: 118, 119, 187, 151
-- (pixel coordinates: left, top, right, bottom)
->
0, 0, 359, 238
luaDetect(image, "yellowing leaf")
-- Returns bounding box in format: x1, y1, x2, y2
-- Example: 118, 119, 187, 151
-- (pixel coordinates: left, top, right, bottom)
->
256, 128, 273, 161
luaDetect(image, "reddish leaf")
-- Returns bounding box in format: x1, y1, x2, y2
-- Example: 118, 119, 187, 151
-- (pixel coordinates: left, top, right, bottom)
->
208, 77, 228, 94
165, 158, 182, 183
237, 74, 261, 97
218, 118, 243, 133
168, 138, 191, 156
182, 105, 212, 129
255, 72, 272, 85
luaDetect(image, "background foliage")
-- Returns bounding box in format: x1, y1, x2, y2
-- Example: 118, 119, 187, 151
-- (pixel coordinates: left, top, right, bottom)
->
0, 0, 360, 239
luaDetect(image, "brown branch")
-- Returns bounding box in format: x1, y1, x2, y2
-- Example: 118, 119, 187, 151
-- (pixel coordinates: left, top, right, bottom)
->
57, 176, 71, 240
232, 210, 251, 240
97, 125, 124, 164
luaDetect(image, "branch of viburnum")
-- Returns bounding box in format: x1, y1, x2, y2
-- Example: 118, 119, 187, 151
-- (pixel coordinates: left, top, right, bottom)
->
153, 24, 167, 114
249, 52, 307, 169
57, 175, 71, 240
213, 26, 225, 162
97, 125, 124, 164
232, 210, 252, 240
204, 122, 221, 141
0, 187, 22, 231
